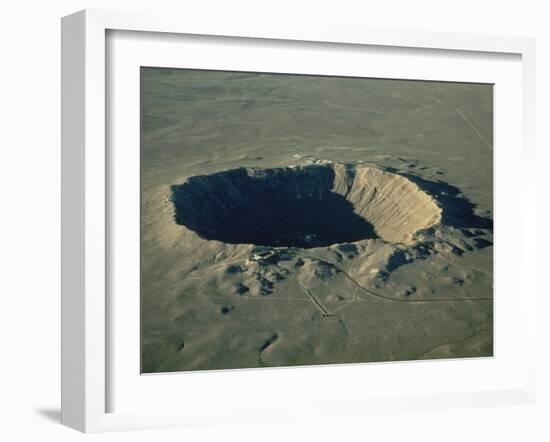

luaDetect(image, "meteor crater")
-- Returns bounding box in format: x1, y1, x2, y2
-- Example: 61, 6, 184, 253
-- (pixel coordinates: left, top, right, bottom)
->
171, 162, 442, 248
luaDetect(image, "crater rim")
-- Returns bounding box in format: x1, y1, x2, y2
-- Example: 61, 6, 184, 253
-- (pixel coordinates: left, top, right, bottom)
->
170, 162, 442, 248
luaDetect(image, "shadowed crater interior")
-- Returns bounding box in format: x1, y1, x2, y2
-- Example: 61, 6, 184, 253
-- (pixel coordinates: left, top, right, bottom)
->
171, 163, 442, 248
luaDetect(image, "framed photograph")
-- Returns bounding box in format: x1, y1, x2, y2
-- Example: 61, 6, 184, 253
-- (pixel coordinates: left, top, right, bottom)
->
61, 9, 537, 432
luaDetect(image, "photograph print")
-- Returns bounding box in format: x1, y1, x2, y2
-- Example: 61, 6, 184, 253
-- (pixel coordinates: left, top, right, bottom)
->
140, 68, 493, 373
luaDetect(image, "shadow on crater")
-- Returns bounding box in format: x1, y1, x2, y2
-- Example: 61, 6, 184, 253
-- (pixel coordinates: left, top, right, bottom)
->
399, 172, 493, 231
171, 166, 378, 249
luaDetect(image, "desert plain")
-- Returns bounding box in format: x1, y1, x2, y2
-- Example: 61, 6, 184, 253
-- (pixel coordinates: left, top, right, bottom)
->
140, 68, 493, 373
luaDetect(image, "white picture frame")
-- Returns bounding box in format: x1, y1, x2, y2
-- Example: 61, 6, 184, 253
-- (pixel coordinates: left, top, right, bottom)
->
61, 9, 537, 433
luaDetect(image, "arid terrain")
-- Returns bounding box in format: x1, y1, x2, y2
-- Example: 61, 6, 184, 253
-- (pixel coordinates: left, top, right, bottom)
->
140, 68, 493, 373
